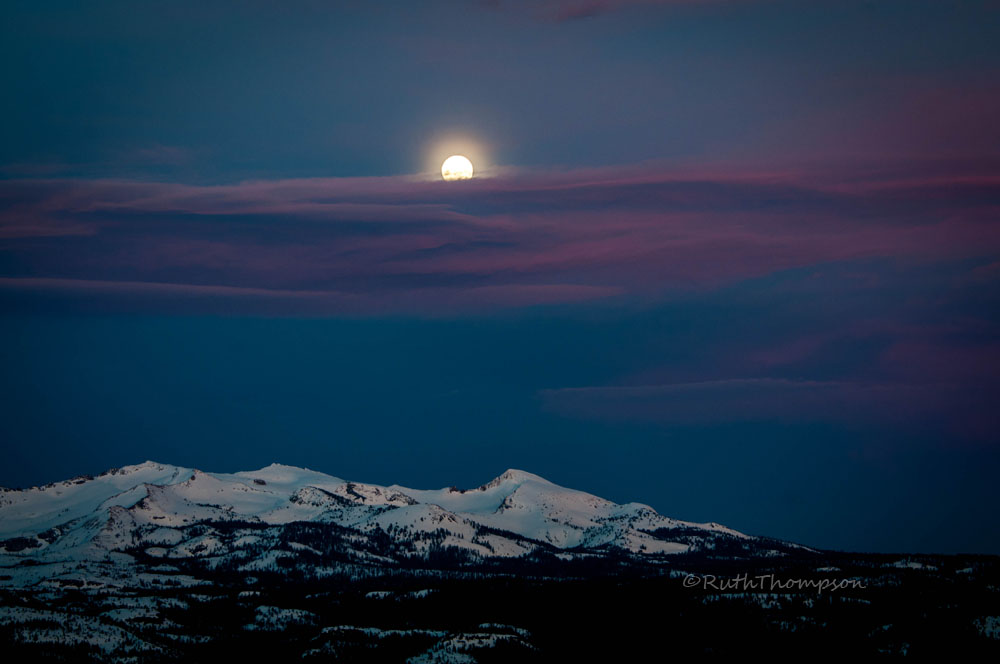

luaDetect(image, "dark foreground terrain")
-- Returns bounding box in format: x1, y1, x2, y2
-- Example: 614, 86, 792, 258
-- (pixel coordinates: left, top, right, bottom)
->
2, 550, 998, 662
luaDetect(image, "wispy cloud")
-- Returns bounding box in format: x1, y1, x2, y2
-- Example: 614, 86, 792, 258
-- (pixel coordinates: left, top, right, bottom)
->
493, 0, 740, 23
539, 377, 998, 440
0, 159, 997, 314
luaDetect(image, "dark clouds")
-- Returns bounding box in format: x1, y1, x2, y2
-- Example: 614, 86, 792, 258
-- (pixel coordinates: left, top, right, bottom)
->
540, 378, 997, 439
499, 0, 704, 23
1, 161, 998, 314
3, 157, 997, 451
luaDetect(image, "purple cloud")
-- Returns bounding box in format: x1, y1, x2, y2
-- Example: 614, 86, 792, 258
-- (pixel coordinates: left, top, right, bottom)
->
540, 378, 936, 420
0, 159, 998, 314
493, 0, 743, 23
539, 377, 998, 441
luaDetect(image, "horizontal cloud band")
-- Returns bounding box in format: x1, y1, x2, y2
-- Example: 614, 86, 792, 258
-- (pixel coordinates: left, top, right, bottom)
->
1, 160, 998, 314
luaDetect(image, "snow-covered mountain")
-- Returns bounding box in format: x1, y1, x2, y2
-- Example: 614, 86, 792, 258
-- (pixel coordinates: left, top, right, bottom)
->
1, 463, 991, 664
0, 462, 799, 588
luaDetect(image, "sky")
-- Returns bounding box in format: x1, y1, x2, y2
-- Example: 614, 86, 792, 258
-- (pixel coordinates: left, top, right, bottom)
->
1, 0, 999, 554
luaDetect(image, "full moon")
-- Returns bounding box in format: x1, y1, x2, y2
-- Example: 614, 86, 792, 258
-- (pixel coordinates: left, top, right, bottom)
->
441, 155, 474, 181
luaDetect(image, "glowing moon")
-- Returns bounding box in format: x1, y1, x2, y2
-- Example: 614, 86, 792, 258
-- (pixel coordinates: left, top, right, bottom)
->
441, 155, 474, 181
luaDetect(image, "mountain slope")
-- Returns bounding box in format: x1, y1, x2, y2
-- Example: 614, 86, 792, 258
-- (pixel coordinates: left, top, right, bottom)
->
2, 464, 994, 664
0, 462, 807, 588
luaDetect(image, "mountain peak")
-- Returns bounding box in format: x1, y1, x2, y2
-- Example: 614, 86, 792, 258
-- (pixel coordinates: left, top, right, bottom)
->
0, 461, 768, 564
233, 463, 343, 487
100, 460, 177, 477
478, 469, 552, 491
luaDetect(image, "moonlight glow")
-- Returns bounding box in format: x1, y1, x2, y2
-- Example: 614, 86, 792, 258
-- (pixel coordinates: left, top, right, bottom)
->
441, 155, 474, 181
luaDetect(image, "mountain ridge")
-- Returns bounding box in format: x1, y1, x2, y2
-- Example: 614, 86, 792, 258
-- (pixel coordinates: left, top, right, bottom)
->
7, 463, 992, 662
0, 460, 812, 592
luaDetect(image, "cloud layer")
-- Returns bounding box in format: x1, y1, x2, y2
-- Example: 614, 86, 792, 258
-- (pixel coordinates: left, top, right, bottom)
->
1, 159, 998, 314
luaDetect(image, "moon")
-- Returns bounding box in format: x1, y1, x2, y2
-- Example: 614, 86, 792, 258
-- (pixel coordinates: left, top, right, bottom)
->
441, 155, 474, 181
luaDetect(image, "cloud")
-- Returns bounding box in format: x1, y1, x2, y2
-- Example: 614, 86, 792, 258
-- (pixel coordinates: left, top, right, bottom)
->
0, 277, 622, 316
539, 378, 996, 435
494, 0, 739, 23
0, 159, 998, 314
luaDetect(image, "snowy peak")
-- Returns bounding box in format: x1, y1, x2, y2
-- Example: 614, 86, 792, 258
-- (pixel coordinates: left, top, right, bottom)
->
231, 464, 345, 493
331, 482, 417, 507
477, 469, 553, 492
100, 461, 179, 477
0, 462, 194, 541
235, 463, 332, 482
0, 462, 790, 567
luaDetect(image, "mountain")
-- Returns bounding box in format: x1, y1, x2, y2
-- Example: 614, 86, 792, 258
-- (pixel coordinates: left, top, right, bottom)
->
2, 463, 997, 662
0, 461, 796, 581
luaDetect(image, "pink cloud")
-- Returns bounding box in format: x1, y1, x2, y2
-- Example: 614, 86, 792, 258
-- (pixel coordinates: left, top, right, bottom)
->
539, 378, 956, 423
0, 277, 620, 316
0, 159, 997, 313
494, 0, 747, 23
